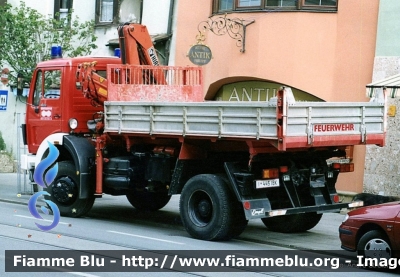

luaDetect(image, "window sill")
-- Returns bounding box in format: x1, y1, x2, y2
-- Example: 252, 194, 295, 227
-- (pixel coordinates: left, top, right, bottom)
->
213, 8, 337, 15
95, 22, 117, 27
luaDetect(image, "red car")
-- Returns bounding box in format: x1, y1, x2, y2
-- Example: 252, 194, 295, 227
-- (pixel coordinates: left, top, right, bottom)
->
339, 201, 400, 258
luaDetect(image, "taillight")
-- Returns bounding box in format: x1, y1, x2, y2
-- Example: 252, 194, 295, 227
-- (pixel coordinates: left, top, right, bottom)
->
340, 163, 354, 172
262, 168, 279, 179
279, 166, 288, 173
333, 194, 340, 203
332, 163, 354, 172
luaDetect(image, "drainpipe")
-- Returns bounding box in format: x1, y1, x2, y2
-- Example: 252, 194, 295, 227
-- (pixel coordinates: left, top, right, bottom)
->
165, 0, 175, 65
139, 0, 143, 23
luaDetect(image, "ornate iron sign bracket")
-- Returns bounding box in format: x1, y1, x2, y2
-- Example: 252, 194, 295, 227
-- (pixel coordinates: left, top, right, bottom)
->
197, 14, 255, 53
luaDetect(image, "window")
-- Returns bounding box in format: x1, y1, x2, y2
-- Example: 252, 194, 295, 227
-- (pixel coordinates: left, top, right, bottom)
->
32, 69, 62, 106
301, 0, 337, 10
96, 0, 119, 25
238, 0, 261, 7
219, 0, 233, 11
44, 70, 62, 99
33, 71, 43, 107
304, 0, 337, 6
265, 0, 297, 7
54, 0, 73, 21
213, 0, 338, 13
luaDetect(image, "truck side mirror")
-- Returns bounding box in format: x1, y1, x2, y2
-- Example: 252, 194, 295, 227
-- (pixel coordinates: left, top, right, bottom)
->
16, 73, 24, 96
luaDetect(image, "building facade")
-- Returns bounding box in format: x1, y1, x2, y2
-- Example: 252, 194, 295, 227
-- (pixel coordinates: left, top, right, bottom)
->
364, 0, 400, 196
172, 0, 379, 194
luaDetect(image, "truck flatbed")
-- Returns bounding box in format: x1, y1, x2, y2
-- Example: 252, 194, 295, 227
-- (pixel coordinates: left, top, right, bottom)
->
104, 99, 385, 150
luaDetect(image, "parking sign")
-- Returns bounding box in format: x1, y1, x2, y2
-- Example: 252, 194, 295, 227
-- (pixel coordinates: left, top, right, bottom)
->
0, 90, 8, 111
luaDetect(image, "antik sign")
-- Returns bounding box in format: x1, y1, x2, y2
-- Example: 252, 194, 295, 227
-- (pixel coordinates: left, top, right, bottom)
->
213, 81, 322, 102
188, 44, 212, 66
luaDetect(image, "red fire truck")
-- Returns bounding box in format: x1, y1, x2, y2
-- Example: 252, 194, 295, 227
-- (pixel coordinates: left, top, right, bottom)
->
20, 23, 385, 241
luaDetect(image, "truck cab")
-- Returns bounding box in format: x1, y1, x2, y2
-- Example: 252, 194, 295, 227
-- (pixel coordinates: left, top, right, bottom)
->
23, 56, 119, 155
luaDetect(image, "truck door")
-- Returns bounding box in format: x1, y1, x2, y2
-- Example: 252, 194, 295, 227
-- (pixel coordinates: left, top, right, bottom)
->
26, 68, 63, 153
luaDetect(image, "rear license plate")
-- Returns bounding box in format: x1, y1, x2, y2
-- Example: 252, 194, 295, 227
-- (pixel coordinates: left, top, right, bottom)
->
255, 179, 279, 189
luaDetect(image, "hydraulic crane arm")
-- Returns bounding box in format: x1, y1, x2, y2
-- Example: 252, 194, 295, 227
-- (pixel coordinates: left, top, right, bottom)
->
119, 23, 161, 66
78, 23, 165, 106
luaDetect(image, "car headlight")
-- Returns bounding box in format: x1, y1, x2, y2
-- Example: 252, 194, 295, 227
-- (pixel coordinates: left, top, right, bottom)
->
68, 118, 78, 130
342, 214, 349, 223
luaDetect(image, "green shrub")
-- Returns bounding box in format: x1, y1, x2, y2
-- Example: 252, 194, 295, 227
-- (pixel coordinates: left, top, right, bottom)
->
0, 131, 6, 151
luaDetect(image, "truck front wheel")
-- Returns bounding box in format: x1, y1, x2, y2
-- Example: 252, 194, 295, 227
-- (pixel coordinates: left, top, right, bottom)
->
179, 174, 248, 241
261, 212, 322, 233
45, 161, 95, 218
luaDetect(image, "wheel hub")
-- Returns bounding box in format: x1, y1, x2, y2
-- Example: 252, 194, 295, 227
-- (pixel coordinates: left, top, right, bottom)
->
198, 199, 211, 218
51, 176, 77, 204
188, 190, 213, 227
364, 239, 391, 259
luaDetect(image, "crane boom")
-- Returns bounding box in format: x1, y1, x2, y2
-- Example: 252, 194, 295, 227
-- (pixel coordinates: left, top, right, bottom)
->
78, 23, 166, 106
119, 23, 161, 66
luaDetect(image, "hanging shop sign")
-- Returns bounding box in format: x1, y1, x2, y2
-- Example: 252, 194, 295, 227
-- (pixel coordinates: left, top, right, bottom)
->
188, 44, 212, 66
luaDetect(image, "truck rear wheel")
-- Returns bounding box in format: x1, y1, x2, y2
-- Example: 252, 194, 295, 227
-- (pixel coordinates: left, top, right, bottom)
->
261, 212, 322, 233
179, 174, 248, 241
45, 161, 94, 218
126, 189, 171, 211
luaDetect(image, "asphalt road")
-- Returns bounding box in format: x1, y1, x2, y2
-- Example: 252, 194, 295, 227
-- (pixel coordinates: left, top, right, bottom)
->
1, 193, 398, 276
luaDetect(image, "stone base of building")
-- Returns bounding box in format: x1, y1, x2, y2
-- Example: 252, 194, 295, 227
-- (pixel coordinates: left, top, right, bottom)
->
0, 153, 15, 173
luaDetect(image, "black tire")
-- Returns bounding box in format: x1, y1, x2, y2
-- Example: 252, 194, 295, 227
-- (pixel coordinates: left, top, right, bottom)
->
45, 161, 94, 217
261, 212, 322, 233
357, 230, 392, 259
126, 189, 171, 211
179, 174, 248, 241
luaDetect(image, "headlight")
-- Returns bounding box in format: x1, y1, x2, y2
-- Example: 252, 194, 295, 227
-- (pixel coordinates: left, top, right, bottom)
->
68, 118, 78, 130
342, 214, 349, 223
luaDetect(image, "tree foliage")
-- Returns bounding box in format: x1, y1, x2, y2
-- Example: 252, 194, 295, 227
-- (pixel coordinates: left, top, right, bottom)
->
0, 2, 98, 87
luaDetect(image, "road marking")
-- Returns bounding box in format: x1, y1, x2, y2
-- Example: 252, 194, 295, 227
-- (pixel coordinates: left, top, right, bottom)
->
14, 214, 69, 225
107, 230, 185, 245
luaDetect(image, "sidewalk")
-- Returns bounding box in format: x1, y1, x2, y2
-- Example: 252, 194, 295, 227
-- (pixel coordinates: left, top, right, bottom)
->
0, 172, 349, 252
0, 172, 35, 205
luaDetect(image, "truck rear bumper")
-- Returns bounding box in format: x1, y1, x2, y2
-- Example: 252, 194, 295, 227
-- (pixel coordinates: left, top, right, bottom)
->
243, 201, 363, 220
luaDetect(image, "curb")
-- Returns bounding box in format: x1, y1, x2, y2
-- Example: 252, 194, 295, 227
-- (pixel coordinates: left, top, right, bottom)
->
0, 197, 30, 207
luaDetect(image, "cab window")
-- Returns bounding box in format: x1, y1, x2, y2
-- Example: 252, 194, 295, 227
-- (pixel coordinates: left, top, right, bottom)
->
44, 70, 62, 99
32, 69, 62, 106
33, 71, 43, 106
